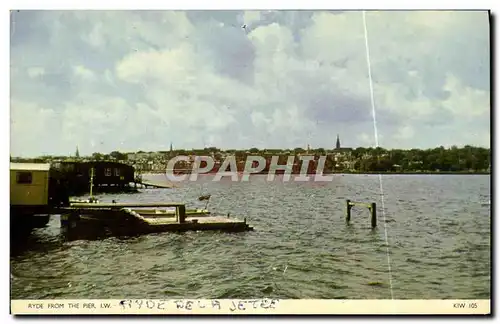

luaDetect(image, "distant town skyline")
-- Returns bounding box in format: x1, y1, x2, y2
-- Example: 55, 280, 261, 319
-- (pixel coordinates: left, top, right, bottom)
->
10, 10, 490, 157
11, 140, 491, 159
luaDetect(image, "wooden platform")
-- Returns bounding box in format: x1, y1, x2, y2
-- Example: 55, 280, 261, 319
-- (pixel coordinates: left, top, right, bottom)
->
123, 208, 251, 232
59, 202, 253, 237
140, 215, 243, 226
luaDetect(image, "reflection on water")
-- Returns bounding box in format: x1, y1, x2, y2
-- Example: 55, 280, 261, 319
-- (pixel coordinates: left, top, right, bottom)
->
11, 174, 491, 299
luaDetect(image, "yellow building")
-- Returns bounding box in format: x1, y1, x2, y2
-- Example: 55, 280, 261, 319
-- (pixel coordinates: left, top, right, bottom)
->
10, 163, 50, 207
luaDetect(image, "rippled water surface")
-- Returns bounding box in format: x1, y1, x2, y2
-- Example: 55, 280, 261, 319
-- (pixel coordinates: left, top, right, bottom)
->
11, 174, 491, 299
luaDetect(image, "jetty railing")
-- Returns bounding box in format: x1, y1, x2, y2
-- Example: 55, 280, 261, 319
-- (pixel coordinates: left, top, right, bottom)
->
345, 199, 377, 228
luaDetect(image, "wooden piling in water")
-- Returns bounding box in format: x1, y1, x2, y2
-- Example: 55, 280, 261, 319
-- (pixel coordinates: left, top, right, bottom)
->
345, 199, 352, 223
178, 204, 186, 224
371, 202, 377, 228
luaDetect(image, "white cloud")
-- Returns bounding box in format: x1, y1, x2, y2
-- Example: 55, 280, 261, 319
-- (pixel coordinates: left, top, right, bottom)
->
395, 125, 415, 140
357, 132, 375, 147
243, 11, 262, 26
9, 10, 490, 157
72, 65, 96, 81
27, 67, 45, 79
441, 74, 490, 118
10, 100, 61, 155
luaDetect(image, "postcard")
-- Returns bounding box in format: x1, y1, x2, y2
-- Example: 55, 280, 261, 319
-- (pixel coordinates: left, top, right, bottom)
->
9, 7, 491, 316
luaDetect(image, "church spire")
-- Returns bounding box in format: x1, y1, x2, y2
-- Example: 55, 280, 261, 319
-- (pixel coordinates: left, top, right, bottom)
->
75, 145, 80, 158
335, 134, 341, 150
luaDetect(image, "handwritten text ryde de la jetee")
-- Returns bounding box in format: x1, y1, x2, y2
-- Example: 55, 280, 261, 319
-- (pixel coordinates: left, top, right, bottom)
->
119, 299, 280, 312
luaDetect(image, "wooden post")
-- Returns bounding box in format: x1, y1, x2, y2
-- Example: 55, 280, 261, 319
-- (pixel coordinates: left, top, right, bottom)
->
89, 168, 94, 198
60, 214, 70, 228
346, 199, 351, 223
61, 211, 79, 230
178, 205, 186, 224
371, 202, 377, 228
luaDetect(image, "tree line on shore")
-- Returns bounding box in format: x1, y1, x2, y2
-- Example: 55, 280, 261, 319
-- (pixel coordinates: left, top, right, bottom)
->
11, 145, 491, 173
346, 145, 490, 173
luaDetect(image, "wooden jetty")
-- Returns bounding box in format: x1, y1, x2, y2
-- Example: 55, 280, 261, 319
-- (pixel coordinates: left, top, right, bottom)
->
60, 202, 253, 237
132, 172, 176, 189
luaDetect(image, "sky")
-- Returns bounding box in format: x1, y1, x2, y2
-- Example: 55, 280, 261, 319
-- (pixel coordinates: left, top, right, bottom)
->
9, 10, 490, 157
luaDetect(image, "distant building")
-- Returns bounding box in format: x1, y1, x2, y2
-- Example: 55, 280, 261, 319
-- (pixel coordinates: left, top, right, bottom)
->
51, 161, 135, 195
127, 152, 151, 161
332, 134, 352, 154
330, 135, 353, 169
